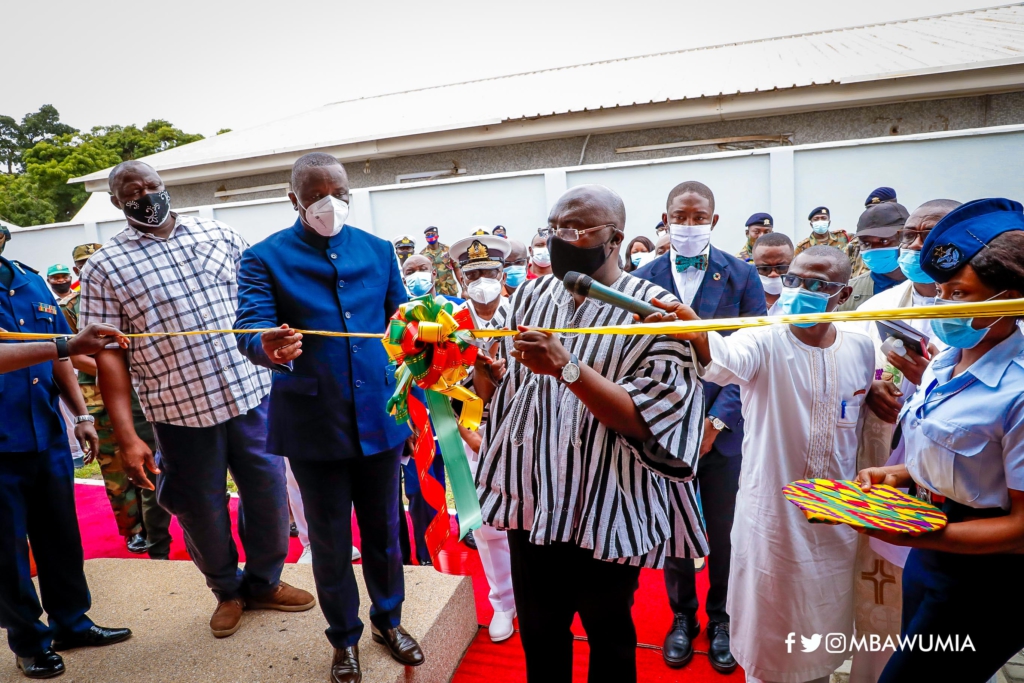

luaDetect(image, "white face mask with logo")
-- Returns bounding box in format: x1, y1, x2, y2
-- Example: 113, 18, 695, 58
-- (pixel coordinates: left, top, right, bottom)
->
467, 277, 503, 305
299, 195, 349, 237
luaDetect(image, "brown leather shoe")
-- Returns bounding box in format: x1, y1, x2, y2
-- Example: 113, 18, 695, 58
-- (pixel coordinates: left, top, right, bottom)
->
245, 582, 316, 612
370, 624, 424, 666
330, 645, 361, 683
210, 598, 245, 638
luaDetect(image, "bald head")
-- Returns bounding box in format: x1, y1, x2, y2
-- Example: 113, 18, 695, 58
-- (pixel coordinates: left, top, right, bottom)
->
506, 239, 527, 264
794, 245, 852, 283
906, 198, 962, 236
108, 160, 161, 199
549, 184, 626, 230
402, 254, 432, 276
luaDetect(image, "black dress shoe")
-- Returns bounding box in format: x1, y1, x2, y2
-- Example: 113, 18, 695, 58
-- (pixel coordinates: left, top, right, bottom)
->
52, 625, 132, 651
706, 621, 737, 673
462, 530, 477, 551
16, 650, 64, 679
290, 522, 299, 538
125, 533, 148, 554
331, 645, 361, 683
371, 625, 425, 666
662, 614, 700, 669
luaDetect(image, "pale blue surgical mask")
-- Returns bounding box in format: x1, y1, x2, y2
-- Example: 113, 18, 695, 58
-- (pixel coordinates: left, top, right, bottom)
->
779, 286, 832, 327
504, 265, 527, 288
898, 248, 934, 284
860, 246, 900, 274
811, 220, 830, 235
404, 271, 433, 297
631, 254, 644, 267
931, 293, 1006, 349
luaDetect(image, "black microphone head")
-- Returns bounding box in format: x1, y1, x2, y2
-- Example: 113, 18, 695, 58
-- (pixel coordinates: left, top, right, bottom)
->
562, 271, 593, 296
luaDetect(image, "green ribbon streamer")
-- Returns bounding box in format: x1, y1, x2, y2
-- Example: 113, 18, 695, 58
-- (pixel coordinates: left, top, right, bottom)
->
425, 389, 482, 539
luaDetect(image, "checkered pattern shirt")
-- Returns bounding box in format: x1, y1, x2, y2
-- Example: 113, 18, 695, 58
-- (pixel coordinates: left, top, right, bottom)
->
79, 214, 272, 427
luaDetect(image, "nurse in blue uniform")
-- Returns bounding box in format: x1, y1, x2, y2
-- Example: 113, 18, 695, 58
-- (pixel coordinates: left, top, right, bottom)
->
857, 198, 1024, 682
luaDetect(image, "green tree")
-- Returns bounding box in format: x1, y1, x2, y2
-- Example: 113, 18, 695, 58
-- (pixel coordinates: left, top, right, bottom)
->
20, 134, 122, 221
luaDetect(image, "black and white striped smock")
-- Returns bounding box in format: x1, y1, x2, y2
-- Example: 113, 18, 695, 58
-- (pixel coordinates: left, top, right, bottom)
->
475, 272, 709, 567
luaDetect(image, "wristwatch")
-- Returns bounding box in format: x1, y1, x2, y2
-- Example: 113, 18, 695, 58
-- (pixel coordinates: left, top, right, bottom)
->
54, 336, 71, 362
74, 415, 95, 424
708, 416, 727, 432
559, 354, 581, 385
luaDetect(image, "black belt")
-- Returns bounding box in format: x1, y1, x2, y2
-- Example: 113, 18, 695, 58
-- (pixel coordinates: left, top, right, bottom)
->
941, 499, 1007, 523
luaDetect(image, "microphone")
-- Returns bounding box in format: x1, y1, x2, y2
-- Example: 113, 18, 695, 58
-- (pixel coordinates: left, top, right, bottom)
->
562, 271, 661, 318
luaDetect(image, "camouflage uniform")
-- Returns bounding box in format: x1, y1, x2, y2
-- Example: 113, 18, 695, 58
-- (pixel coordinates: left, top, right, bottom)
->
846, 241, 869, 278
420, 243, 458, 296
736, 240, 755, 263
795, 231, 851, 257
61, 289, 172, 556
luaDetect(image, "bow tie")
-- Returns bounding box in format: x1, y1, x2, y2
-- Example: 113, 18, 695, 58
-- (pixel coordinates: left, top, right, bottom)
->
675, 254, 708, 272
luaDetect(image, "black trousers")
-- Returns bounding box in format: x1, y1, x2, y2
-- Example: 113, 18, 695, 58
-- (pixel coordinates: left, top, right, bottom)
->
663, 448, 741, 624
507, 530, 641, 683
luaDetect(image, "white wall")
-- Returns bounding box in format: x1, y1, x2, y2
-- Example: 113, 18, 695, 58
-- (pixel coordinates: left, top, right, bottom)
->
6, 124, 1024, 272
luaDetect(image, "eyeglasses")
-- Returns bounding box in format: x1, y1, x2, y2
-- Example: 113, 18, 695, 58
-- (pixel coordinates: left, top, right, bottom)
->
853, 235, 900, 249
550, 223, 616, 243
781, 274, 847, 295
537, 227, 552, 238
755, 264, 789, 276
897, 229, 931, 246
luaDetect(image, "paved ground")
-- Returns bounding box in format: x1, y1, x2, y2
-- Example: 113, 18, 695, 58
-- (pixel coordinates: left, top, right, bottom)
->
0, 559, 477, 683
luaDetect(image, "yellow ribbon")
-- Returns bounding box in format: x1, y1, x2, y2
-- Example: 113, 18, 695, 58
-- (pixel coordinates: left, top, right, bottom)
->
2, 298, 1022, 342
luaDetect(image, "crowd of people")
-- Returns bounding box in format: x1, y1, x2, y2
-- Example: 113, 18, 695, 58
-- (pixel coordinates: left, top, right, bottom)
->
1, 154, 1023, 683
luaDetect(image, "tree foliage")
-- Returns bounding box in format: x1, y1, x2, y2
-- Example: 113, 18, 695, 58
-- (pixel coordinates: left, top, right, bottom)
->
0, 105, 205, 226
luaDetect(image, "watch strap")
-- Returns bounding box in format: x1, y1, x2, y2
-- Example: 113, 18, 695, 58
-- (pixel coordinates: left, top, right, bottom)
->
54, 336, 71, 361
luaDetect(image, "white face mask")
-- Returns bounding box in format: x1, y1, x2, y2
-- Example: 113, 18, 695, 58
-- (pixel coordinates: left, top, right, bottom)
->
467, 277, 502, 305
300, 195, 349, 237
759, 274, 784, 295
811, 219, 830, 235
669, 223, 712, 258
531, 247, 551, 267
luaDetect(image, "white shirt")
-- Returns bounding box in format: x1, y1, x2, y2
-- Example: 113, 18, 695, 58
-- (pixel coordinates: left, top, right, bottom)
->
670, 244, 710, 306
698, 324, 875, 682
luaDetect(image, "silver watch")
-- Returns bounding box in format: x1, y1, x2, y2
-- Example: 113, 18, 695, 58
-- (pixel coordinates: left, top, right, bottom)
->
74, 415, 95, 424
708, 416, 726, 432
559, 354, 581, 385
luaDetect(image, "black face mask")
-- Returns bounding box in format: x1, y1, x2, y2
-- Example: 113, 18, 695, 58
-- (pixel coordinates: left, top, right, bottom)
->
122, 191, 171, 228
51, 281, 71, 295
548, 235, 611, 281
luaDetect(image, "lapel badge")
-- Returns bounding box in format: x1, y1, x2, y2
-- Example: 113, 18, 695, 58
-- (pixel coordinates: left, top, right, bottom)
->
713, 272, 721, 281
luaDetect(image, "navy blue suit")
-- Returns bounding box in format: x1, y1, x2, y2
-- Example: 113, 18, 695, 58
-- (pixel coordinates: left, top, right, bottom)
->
0, 258, 95, 657
633, 247, 765, 624
235, 220, 411, 648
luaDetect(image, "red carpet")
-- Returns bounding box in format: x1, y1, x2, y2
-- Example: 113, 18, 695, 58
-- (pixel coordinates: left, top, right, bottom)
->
74, 482, 743, 682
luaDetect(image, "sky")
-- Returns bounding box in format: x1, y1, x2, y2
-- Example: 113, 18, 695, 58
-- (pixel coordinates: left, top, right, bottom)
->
3, 0, 1005, 137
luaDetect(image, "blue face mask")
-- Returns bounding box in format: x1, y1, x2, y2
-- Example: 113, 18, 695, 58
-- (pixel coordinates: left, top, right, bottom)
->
404, 271, 434, 297
860, 246, 900, 274
779, 286, 832, 327
631, 254, 644, 267
931, 294, 1005, 349
898, 248, 934, 284
504, 265, 527, 288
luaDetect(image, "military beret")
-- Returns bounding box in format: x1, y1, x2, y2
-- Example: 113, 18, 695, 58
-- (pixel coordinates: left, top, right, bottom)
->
746, 212, 773, 228
808, 206, 830, 221
865, 187, 897, 207
492, 225, 507, 237
72, 243, 103, 262
856, 202, 909, 237
0, 225, 10, 240
921, 198, 1024, 283
46, 263, 71, 277
424, 226, 439, 235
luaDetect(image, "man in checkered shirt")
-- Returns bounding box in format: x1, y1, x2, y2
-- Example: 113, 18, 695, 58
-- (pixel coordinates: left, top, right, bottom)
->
79, 161, 315, 639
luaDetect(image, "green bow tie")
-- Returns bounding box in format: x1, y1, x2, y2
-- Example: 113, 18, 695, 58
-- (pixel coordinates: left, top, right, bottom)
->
675, 254, 708, 272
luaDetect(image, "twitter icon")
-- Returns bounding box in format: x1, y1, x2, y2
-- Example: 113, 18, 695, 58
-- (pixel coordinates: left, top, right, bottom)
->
801, 634, 822, 652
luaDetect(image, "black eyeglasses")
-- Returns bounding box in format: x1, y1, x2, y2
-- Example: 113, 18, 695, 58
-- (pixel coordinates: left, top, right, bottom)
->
755, 264, 790, 276
897, 229, 931, 246
781, 274, 846, 295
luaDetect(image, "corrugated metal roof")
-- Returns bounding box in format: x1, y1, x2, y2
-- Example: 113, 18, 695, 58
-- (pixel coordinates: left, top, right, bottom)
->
73, 3, 1024, 183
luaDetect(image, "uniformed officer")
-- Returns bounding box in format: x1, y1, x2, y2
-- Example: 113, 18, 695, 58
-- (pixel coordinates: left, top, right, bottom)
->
492, 225, 508, 238
59, 243, 172, 558
0, 254, 131, 679
235, 152, 423, 683
419, 226, 458, 296
392, 234, 416, 267
849, 188, 898, 275
0, 224, 10, 256
44, 264, 72, 300
795, 206, 851, 257
736, 212, 773, 262
857, 198, 1024, 683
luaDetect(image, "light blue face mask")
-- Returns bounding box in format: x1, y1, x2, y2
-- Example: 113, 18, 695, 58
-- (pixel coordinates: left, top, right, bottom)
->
931, 293, 1005, 349
404, 271, 433, 297
897, 248, 934, 284
504, 265, 527, 288
779, 286, 832, 327
860, 246, 900, 274
631, 254, 644, 267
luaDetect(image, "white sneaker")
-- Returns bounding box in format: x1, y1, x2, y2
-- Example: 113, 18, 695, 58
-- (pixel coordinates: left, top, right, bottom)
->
489, 609, 516, 643
298, 545, 313, 564
351, 546, 361, 561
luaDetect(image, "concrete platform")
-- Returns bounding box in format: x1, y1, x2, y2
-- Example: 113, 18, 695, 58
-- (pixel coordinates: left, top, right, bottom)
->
0, 559, 477, 683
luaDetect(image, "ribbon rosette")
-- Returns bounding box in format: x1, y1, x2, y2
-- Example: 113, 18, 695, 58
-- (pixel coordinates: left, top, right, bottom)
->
382, 294, 484, 567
